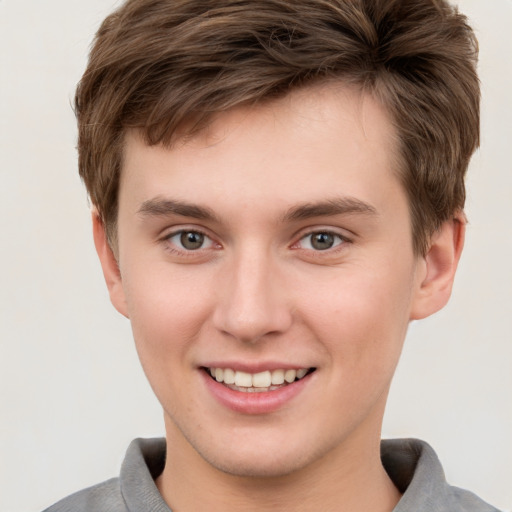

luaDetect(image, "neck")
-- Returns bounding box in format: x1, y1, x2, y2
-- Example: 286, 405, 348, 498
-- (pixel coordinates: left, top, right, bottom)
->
156, 421, 401, 512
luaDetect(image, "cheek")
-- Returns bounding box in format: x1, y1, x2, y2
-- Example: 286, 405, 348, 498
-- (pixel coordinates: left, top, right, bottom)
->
121, 265, 215, 365
121, 271, 213, 416
298, 264, 414, 369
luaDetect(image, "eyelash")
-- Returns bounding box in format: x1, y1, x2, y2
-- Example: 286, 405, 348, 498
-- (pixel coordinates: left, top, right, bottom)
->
160, 228, 351, 257
161, 228, 219, 257
291, 230, 351, 255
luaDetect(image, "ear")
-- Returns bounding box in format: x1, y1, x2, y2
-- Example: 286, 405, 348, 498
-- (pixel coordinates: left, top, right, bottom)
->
410, 214, 465, 320
92, 211, 129, 318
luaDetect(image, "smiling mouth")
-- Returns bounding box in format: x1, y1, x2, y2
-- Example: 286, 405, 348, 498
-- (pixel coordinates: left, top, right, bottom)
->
203, 367, 316, 393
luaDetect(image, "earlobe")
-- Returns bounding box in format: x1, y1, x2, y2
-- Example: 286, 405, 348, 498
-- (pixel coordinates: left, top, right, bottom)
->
410, 214, 466, 320
92, 211, 129, 318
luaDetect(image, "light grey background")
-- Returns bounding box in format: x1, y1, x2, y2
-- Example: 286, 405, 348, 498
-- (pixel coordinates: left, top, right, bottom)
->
0, 1, 510, 511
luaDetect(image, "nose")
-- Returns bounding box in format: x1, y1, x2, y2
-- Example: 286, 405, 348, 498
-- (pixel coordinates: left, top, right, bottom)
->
212, 247, 293, 343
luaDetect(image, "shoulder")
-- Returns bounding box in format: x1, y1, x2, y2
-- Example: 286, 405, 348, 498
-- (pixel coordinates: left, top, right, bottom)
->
42, 477, 126, 512
446, 486, 503, 512
42, 438, 168, 512
382, 438, 502, 512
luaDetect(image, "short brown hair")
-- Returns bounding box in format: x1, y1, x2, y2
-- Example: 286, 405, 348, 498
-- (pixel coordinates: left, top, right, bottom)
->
75, 0, 479, 255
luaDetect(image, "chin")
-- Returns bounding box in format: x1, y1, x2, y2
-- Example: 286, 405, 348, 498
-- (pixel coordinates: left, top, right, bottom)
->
193, 429, 330, 479
204, 450, 311, 479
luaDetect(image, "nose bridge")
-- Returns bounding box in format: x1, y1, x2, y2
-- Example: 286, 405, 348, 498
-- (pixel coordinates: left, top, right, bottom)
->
213, 243, 291, 342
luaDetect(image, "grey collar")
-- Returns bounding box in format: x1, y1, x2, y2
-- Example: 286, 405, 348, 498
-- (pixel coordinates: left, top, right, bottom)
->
119, 437, 500, 512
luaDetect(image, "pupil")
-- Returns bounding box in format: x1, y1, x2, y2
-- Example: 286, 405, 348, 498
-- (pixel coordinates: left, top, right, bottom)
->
312, 233, 334, 250
181, 231, 204, 250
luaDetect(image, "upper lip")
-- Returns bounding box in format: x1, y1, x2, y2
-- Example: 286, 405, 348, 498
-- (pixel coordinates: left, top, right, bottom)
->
200, 362, 314, 373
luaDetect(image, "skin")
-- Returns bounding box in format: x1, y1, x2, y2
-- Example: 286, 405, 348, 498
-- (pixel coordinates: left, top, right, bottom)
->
94, 84, 464, 512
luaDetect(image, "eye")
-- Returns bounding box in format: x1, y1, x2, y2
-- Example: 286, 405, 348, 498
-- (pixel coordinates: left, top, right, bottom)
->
167, 230, 215, 251
298, 231, 345, 251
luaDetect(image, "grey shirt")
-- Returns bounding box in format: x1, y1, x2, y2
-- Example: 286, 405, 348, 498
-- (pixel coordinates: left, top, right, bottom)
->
43, 438, 501, 511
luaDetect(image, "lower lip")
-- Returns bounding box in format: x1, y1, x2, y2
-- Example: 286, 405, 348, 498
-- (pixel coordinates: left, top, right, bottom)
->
201, 370, 313, 415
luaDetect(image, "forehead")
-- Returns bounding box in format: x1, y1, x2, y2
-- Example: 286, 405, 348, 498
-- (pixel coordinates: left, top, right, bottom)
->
120, 83, 402, 218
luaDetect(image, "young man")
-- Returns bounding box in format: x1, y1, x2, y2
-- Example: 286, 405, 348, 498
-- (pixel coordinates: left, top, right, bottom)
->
44, 0, 500, 511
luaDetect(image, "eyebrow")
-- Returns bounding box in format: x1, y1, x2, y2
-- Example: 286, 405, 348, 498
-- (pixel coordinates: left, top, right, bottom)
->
282, 197, 378, 222
137, 197, 219, 222
137, 196, 377, 224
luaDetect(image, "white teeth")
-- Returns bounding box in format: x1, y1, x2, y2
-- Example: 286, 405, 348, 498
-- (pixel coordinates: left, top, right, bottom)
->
207, 367, 310, 388
271, 369, 285, 385
296, 368, 308, 379
284, 369, 297, 383
252, 371, 271, 388
223, 368, 235, 385
234, 370, 252, 387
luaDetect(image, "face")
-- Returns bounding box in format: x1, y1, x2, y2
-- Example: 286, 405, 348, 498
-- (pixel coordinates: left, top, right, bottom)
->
107, 85, 432, 478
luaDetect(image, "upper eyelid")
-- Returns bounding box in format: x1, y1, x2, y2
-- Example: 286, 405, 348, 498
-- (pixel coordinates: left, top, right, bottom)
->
158, 225, 352, 249
161, 229, 221, 257
161, 227, 217, 248
160, 225, 214, 240
293, 226, 353, 243
289, 227, 353, 253
301, 229, 349, 239
298, 231, 347, 247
